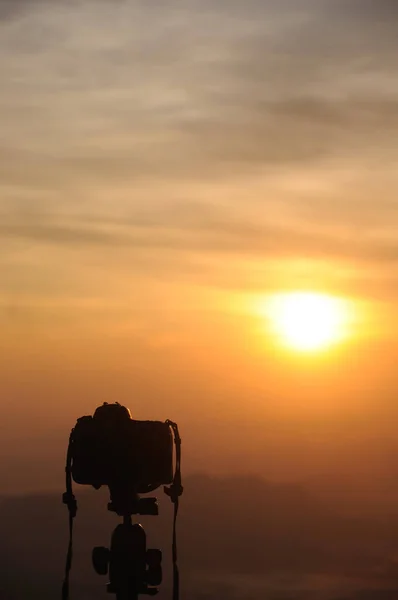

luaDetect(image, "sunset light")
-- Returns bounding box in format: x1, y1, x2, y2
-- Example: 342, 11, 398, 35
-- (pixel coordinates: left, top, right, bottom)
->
263, 292, 352, 352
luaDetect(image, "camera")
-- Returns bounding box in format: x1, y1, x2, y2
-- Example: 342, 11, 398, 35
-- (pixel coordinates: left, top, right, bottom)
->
69, 402, 174, 494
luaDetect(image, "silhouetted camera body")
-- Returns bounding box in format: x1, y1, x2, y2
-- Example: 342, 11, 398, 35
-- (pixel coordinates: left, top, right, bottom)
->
70, 403, 174, 493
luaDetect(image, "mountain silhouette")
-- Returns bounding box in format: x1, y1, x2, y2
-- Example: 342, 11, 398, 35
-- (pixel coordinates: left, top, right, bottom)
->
1, 474, 398, 599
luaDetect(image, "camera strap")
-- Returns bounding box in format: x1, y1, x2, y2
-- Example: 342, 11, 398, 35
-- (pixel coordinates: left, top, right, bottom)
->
164, 420, 183, 600
62, 429, 77, 600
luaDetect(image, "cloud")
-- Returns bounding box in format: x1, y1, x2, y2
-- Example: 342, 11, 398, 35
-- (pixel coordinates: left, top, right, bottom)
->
1, 0, 398, 305
0, 0, 36, 19
2, 202, 398, 269
1, 0, 397, 177
334, 0, 398, 21
0, 217, 117, 246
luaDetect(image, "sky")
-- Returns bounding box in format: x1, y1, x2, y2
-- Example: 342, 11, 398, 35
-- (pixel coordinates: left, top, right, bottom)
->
1, 0, 398, 493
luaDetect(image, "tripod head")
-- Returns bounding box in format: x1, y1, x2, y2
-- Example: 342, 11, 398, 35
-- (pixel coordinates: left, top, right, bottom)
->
92, 487, 163, 599
107, 483, 159, 517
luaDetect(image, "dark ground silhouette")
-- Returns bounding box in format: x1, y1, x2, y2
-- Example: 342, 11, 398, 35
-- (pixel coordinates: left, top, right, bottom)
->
1, 474, 398, 599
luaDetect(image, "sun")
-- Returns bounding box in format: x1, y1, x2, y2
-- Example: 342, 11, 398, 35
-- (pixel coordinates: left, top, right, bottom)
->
263, 291, 351, 352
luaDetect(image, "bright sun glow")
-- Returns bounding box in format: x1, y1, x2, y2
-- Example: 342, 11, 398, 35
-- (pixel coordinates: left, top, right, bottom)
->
263, 292, 351, 352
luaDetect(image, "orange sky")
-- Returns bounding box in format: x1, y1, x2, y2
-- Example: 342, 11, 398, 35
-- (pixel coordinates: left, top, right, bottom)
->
1, 0, 398, 493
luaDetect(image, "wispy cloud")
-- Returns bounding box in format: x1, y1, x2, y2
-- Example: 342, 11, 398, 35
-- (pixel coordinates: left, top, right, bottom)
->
1, 0, 398, 310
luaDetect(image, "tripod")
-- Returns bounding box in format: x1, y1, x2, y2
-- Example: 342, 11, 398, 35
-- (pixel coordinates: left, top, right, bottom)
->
92, 487, 163, 600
